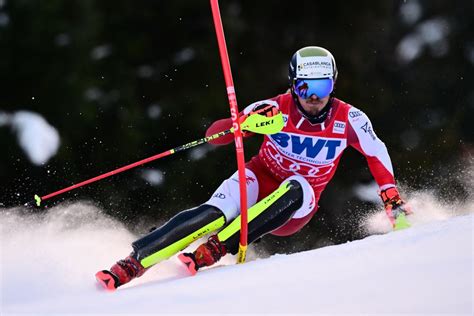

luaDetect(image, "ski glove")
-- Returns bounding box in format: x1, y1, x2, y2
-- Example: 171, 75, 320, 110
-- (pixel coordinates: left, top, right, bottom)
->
239, 103, 280, 137
380, 187, 412, 227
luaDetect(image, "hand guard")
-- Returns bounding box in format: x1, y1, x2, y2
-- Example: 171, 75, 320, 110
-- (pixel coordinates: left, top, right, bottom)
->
380, 187, 412, 228
239, 104, 280, 137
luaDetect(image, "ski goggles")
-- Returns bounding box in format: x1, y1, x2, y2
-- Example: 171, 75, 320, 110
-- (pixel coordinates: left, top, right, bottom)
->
293, 78, 334, 99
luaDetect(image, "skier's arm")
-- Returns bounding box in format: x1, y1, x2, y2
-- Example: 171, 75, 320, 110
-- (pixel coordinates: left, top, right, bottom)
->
347, 107, 395, 188
347, 107, 412, 226
206, 117, 235, 145
205, 101, 280, 146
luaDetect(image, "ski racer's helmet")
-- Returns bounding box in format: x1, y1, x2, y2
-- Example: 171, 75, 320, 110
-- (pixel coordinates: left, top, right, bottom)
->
288, 46, 338, 99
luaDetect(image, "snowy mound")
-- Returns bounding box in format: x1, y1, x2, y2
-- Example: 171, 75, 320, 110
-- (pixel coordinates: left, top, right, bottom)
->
1, 201, 472, 315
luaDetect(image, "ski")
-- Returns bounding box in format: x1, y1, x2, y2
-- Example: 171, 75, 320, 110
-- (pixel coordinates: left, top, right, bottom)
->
394, 213, 411, 231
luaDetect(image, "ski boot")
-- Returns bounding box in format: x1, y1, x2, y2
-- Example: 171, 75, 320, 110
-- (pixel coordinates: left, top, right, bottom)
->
95, 255, 146, 291
178, 235, 227, 275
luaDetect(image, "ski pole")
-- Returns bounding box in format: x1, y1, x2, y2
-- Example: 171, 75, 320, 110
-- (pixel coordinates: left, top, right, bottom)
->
28, 113, 284, 207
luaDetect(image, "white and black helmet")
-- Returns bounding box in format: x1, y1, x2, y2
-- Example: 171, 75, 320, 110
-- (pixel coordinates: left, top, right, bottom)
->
288, 46, 338, 84
288, 46, 339, 123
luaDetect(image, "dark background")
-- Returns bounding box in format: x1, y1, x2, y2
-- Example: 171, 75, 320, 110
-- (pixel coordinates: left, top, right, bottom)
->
0, 0, 472, 253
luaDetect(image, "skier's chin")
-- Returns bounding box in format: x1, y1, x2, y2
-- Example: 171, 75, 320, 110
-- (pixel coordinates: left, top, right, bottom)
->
299, 98, 328, 114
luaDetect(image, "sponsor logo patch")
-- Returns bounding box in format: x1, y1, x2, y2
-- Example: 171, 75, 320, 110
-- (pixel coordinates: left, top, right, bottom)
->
296, 56, 334, 78
349, 110, 362, 118
282, 114, 289, 126
361, 122, 377, 140
269, 132, 346, 165
213, 193, 226, 199
263, 141, 336, 179
332, 120, 346, 134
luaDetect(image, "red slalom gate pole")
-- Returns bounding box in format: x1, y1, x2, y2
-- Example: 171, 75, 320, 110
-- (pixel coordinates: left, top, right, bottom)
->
210, 0, 248, 263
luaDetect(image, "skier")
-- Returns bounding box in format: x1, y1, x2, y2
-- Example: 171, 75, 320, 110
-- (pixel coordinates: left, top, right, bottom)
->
96, 46, 412, 290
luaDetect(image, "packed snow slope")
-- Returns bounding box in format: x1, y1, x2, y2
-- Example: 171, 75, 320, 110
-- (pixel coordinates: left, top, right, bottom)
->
1, 202, 472, 315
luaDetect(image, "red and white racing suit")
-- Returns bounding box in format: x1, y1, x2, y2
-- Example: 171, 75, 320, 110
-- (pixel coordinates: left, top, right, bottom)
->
206, 92, 396, 236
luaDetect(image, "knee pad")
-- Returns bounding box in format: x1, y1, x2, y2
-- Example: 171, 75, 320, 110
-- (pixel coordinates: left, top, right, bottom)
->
284, 175, 316, 219
205, 168, 259, 222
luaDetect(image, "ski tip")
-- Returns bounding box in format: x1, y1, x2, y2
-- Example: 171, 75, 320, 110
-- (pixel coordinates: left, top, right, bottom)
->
178, 253, 198, 276
95, 270, 120, 291
394, 213, 411, 231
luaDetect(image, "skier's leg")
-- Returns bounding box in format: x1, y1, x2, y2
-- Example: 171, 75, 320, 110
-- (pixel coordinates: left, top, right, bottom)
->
95, 204, 225, 290
132, 205, 226, 267
270, 204, 319, 236
96, 169, 259, 290
179, 175, 315, 274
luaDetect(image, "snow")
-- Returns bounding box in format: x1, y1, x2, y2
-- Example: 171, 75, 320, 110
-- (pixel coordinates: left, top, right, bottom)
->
189, 144, 214, 161
140, 168, 165, 186
90, 44, 112, 60
0, 12, 9, 27
396, 17, 451, 64
137, 65, 155, 78
399, 0, 422, 26
1, 195, 472, 315
0, 111, 9, 126
400, 128, 421, 150
353, 181, 380, 203
54, 33, 71, 47
467, 44, 474, 65
8, 111, 60, 165
84, 87, 104, 101
147, 103, 162, 119
174, 47, 196, 64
